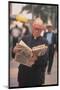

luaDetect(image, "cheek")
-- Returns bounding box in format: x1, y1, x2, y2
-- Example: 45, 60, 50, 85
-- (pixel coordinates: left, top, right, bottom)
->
32, 30, 36, 35
33, 30, 38, 33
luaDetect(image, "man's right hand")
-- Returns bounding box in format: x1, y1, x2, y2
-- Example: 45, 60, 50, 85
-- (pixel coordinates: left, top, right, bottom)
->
25, 55, 37, 67
26, 53, 38, 66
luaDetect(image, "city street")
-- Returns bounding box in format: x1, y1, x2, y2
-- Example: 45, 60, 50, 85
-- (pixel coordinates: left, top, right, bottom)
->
10, 50, 58, 87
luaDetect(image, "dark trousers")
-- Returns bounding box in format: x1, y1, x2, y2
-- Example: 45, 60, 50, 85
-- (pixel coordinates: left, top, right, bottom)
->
47, 45, 55, 73
18, 64, 46, 87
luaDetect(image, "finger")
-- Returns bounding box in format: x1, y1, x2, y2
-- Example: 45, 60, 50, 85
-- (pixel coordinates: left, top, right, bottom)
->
15, 47, 22, 51
14, 47, 22, 53
15, 44, 22, 48
16, 44, 24, 48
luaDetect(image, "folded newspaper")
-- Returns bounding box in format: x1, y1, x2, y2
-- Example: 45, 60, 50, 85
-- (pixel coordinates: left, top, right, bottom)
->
15, 40, 48, 64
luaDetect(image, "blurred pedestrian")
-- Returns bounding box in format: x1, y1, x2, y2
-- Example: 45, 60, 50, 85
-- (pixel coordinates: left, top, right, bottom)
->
10, 21, 23, 58
44, 19, 55, 74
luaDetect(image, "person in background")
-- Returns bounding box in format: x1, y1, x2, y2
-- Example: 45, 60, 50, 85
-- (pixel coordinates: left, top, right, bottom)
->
18, 22, 32, 43
14, 17, 48, 87
10, 21, 23, 58
44, 20, 55, 74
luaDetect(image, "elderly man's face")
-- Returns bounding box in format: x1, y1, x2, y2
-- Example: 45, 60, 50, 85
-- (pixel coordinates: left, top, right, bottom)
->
32, 28, 42, 37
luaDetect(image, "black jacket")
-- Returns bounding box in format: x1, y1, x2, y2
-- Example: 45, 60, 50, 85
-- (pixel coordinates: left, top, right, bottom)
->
44, 32, 56, 45
18, 35, 48, 87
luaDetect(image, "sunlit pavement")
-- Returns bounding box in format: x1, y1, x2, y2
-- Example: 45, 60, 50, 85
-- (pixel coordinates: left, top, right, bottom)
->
10, 51, 57, 87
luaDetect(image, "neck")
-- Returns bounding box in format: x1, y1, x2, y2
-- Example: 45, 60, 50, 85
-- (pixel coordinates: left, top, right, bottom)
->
32, 34, 41, 39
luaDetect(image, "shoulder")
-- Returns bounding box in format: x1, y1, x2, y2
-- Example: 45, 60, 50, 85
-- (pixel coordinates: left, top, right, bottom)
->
52, 32, 55, 38
22, 34, 31, 43
44, 32, 48, 37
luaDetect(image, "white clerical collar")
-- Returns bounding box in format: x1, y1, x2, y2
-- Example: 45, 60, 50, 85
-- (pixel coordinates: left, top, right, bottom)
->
34, 37, 37, 39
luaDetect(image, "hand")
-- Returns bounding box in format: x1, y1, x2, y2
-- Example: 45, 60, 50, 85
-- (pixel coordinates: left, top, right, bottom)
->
13, 43, 23, 53
26, 54, 37, 67
31, 54, 37, 61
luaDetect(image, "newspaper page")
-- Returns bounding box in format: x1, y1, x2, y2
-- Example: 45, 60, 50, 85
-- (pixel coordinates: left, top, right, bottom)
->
32, 44, 48, 56
15, 40, 48, 64
15, 40, 32, 64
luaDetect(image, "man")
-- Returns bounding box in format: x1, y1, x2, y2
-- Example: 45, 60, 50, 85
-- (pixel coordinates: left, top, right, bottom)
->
14, 17, 48, 87
44, 20, 55, 74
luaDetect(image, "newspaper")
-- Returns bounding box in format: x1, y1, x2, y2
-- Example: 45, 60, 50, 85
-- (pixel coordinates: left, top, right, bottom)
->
15, 40, 48, 64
